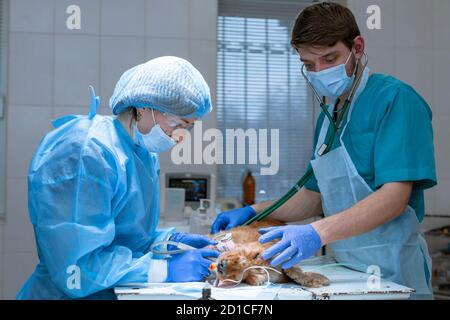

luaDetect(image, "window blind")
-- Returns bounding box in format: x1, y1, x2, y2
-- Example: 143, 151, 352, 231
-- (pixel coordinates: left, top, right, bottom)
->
217, 0, 316, 203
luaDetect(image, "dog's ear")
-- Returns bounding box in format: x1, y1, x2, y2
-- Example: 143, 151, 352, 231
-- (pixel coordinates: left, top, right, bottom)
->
241, 243, 264, 262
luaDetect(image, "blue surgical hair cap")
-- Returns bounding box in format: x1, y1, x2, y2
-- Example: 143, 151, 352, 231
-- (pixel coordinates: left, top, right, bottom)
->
110, 56, 212, 118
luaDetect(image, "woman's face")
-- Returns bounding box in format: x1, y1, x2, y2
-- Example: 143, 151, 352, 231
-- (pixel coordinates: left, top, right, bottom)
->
136, 108, 196, 142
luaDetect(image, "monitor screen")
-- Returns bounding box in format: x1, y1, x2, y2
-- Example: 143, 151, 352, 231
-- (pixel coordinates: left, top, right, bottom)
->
168, 178, 208, 202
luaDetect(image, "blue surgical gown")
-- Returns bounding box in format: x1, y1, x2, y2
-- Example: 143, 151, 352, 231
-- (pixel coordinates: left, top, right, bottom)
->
17, 114, 174, 299
305, 73, 437, 221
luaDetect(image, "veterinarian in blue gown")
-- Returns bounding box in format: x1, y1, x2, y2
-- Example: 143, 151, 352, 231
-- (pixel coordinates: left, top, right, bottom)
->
17, 56, 219, 300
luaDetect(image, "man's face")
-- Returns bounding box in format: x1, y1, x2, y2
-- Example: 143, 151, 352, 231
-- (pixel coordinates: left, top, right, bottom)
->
298, 41, 359, 76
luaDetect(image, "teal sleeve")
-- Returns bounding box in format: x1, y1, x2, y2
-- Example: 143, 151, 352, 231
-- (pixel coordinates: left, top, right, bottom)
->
374, 86, 437, 190
304, 113, 323, 193
304, 171, 320, 193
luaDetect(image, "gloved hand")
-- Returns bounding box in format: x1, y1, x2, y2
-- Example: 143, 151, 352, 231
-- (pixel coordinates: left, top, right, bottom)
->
210, 206, 257, 234
167, 248, 220, 282
259, 224, 322, 269
169, 232, 217, 249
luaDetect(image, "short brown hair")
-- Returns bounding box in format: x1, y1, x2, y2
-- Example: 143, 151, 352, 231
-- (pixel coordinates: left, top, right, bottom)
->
291, 2, 360, 50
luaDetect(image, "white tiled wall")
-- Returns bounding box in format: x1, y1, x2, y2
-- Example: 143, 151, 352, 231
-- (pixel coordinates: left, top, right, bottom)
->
9, 0, 54, 33
1, 0, 218, 299
101, 0, 146, 37
9, 33, 54, 106
54, 35, 101, 106
394, 0, 433, 50
6, 106, 53, 180
100, 36, 146, 108
432, 50, 450, 116
347, 0, 450, 232
146, 0, 190, 38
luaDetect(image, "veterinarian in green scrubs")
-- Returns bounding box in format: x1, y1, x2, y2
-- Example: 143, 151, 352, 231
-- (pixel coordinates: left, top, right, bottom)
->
212, 2, 436, 300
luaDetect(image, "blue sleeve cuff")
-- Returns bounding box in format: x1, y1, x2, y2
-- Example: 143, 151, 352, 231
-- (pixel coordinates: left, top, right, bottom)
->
147, 259, 168, 283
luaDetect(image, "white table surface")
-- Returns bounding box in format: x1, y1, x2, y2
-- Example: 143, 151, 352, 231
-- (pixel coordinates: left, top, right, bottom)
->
115, 256, 414, 300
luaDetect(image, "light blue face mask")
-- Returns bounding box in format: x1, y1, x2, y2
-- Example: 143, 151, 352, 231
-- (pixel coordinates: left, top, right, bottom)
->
305, 51, 356, 100
134, 109, 177, 153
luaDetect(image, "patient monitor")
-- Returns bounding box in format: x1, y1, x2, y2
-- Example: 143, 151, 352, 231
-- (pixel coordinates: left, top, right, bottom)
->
160, 173, 216, 220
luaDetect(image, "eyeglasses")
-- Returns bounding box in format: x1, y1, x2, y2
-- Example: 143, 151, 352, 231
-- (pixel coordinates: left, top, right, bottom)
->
164, 113, 194, 131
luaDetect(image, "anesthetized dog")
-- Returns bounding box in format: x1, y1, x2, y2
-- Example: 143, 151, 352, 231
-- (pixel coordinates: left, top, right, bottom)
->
209, 220, 330, 288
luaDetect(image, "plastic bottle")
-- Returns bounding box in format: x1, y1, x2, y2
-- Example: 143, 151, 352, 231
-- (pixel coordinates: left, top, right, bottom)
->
189, 199, 210, 234
197, 283, 215, 300
242, 169, 255, 206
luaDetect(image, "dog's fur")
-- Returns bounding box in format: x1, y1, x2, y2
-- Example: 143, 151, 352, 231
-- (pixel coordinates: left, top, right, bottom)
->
211, 220, 330, 287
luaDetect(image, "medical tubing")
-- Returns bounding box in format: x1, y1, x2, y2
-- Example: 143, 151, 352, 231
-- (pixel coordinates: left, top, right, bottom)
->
217, 266, 282, 288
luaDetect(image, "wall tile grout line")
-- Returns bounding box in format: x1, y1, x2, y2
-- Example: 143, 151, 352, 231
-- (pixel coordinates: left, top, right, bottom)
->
51, 0, 56, 120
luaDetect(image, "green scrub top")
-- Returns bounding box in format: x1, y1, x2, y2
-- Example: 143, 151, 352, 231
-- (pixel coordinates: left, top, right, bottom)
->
305, 73, 437, 222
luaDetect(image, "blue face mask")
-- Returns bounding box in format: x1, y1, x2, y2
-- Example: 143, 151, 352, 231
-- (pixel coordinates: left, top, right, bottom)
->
134, 109, 177, 153
305, 52, 356, 100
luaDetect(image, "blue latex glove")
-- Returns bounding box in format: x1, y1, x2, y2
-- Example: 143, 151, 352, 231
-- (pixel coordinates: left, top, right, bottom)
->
210, 206, 257, 234
259, 224, 322, 269
211, 206, 256, 234
169, 232, 217, 249
167, 248, 220, 282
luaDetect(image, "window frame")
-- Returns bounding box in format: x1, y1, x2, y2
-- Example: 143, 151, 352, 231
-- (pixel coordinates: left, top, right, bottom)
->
0, 0, 9, 219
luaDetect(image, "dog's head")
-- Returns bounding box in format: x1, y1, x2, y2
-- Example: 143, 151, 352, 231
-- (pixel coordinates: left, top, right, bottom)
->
214, 242, 271, 287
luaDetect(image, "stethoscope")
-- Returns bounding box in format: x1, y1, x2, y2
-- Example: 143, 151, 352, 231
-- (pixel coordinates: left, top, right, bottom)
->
244, 53, 369, 225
